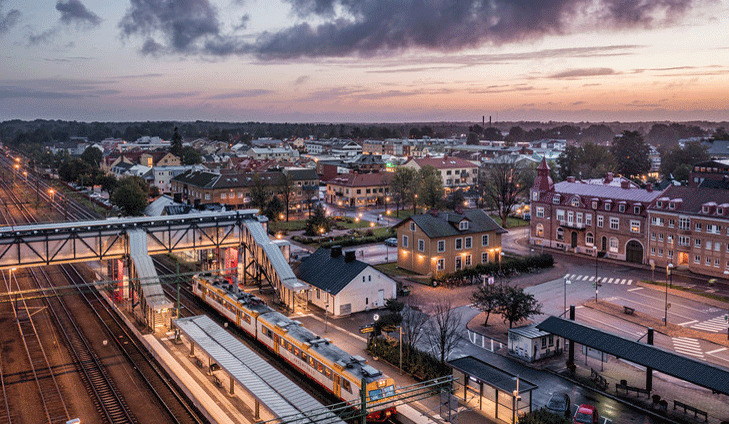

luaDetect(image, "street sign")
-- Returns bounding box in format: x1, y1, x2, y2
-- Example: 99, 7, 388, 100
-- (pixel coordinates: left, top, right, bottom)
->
359, 325, 374, 334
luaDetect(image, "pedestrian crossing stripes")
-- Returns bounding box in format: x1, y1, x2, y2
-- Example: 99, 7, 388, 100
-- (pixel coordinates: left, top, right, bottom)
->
563, 274, 633, 285
690, 316, 728, 333
672, 337, 704, 359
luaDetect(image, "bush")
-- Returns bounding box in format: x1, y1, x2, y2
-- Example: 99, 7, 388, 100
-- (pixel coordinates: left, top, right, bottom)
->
519, 408, 570, 424
431, 254, 554, 286
367, 337, 450, 381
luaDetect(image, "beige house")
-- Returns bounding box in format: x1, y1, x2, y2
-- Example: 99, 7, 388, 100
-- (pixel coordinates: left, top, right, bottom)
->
326, 172, 393, 208
395, 209, 506, 276
401, 155, 479, 193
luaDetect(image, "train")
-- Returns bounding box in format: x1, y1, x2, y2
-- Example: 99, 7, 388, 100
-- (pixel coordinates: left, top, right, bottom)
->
191, 273, 398, 422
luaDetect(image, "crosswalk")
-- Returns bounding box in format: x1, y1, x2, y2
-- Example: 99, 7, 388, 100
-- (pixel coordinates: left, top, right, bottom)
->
563, 274, 633, 285
690, 316, 728, 333
672, 337, 704, 359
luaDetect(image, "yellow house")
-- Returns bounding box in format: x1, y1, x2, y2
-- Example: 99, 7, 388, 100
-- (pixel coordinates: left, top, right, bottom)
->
395, 209, 506, 276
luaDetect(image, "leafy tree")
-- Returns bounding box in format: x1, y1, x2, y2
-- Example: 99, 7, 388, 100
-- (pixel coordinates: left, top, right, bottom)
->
417, 165, 444, 210
110, 176, 149, 216
278, 171, 295, 221
713, 127, 729, 140
249, 174, 270, 211
576, 142, 615, 179
505, 126, 525, 144
170, 126, 183, 156
519, 408, 571, 424
264, 195, 284, 221
180, 146, 202, 165
483, 127, 503, 141
389, 167, 418, 217
304, 204, 332, 236
425, 301, 464, 364
466, 132, 479, 145
482, 155, 530, 228
58, 158, 92, 184
660, 141, 709, 178
470, 283, 504, 326
556, 145, 580, 180
445, 189, 465, 211
80, 146, 102, 168
578, 124, 614, 144
611, 131, 650, 178
375, 298, 404, 334
497, 285, 542, 328
149, 185, 161, 198
98, 174, 118, 196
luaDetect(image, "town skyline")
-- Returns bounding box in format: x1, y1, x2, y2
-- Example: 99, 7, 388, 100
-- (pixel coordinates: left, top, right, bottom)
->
1, 0, 728, 123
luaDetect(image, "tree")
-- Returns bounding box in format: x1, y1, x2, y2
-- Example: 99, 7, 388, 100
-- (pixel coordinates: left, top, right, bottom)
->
249, 174, 270, 211
180, 146, 202, 165
375, 298, 404, 334
611, 131, 650, 178
505, 126, 525, 144
278, 171, 295, 221
424, 301, 464, 364
483, 127, 503, 141
445, 189, 465, 211
99, 174, 118, 196
170, 126, 183, 156
304, 204, 332, 236
401, 302, 429, 352
264, 195, 284, 221
389, 167, 417, 217
110, 176, 149, 216
417, 165, 443, 210
466, 132, 479, 145
497, 285, 542, 328
519, 408, 571, 424
80, 146, 102, 168
660, 141, 709, 179
556, 145, 580, 180
482, 155, 530, 228
713, 127, 729, 141
470, 283, 504, 327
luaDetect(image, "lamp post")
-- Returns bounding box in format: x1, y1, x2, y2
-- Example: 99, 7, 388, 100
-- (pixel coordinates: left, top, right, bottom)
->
563, 277, 571, 316
324, 291, 330, 333
665, 263, 673, 325
593, 245, 599, 303
724, 270, 729, 340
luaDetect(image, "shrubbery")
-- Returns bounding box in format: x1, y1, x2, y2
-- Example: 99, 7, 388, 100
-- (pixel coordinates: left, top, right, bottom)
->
367, 337, 450, 382
432, 254, 553, 286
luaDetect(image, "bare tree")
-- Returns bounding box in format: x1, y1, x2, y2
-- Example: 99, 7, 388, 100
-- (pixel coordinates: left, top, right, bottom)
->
278, 171, 295, 221
401, 301, 429, 352
482, 155, 531, 228
424, 301, 465, 364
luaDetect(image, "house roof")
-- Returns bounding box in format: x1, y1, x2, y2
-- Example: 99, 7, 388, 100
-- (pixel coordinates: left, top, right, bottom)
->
412, 155, 477, 169
649, 185, 729, 214
327, 172, 393, 187
537, 316, 729, 396
448, 356, 537, 394
395, 209, 506, 238
547, 181, 665, 204
283, 168, 319, 180
294, 248, 369, 295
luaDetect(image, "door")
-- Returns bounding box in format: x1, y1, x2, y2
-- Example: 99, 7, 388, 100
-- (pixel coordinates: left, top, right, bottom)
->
570, 231, 578, 248
333, 374, 341, 398
601, 236, 607, 252
455, 256, 462, 270
626, 240, 644, 264
378, 289, 384, 307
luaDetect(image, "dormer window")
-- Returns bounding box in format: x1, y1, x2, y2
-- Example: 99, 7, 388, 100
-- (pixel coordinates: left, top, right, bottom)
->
553, 194, 561, 204
459, 221, 469, 230
410, 222, 416, 231
618, 204, 626, 213
718, 207, 724, 215
634, 206, 641, 214
703, 205, 710, 213
592, 201, 598, 209
669, 202, 675, 210
571, 197, 580, 207
605, 203, 611, 211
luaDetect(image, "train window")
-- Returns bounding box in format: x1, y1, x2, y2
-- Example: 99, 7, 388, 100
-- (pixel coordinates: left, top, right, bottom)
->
294, 347, 300, 356
324, 367, 332, 379
309, 356, 315, 367
317, 362, 324, 373
243, 314, 251, 324
301, 352, 308, 362
262, 327, 272, 338
342, 379, 352, 393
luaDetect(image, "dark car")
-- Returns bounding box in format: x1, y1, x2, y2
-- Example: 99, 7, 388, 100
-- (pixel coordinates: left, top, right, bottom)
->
384, 237, 397, 247
574, 404, 599, 424
546, 392, 571, 417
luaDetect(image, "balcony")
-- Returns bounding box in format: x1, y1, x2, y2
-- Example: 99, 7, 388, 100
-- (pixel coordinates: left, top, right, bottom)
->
559, 220, 586, 230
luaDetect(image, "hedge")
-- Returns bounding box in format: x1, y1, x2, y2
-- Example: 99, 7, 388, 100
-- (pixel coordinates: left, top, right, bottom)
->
432, 254, 554, 285
367, 337, 450, 382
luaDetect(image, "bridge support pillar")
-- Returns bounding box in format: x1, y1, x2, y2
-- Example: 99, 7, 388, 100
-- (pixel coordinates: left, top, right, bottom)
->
646, 328, 654, 392
567, 306, 575, 369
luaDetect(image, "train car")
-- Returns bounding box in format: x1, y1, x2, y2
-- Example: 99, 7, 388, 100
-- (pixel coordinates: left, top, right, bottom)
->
191, 273, 397, 421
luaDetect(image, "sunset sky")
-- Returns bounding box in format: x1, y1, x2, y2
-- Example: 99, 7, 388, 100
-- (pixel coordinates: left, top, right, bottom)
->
0, 0, 728, 123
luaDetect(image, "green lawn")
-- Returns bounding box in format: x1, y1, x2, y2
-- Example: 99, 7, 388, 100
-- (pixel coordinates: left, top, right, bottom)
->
269, 220, 307, 232
489, 215, 530, 228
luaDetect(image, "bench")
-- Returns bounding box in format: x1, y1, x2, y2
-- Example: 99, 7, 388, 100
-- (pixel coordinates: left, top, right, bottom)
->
590, 368, 609, 390
616, 382, 650, 397
623, 306, 635, 315
674, 400, 708, 422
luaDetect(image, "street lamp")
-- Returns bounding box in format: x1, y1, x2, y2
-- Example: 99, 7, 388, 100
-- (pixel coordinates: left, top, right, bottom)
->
724, 270, 729, 340
563, 277, 571, 316
593, 245, 599, 303
665, 263, 673, 325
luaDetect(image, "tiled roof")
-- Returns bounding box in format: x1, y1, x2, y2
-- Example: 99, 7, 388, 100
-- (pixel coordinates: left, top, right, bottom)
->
547, 181, 666, 204
648, 185, 729, 214
172, 170, 219, 188
283, 168, 318, 180
413, 156, 477, 169
395, 209, 506, 238
327, 172, 393, 187
294, 248, 369, 295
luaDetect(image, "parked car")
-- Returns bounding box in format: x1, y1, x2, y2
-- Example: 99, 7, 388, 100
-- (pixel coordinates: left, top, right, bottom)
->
384, 237, 397, 247
546, 392, 571, 418
573, 404, 599, 424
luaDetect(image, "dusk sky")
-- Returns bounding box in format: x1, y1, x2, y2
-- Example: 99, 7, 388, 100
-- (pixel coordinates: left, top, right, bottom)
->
0, 0, 728, 123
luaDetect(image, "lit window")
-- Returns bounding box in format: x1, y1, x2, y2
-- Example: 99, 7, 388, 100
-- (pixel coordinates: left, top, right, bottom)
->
437, 259, 445, 271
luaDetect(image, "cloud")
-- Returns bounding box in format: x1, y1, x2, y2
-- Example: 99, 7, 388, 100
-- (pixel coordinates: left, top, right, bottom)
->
27, 28, 60, 46
206, 89, 273, 99
0, 85, 89, 99
0, 0, 20, 35
56, 0, 101, 27
125, 91, 202, 99
119, 0, 709, 59
293, 75, 310, 85
548, 68, 617, 79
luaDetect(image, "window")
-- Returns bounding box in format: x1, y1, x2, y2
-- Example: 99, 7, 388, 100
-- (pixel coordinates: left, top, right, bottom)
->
465, 237, 472, 248
586, 232, 594, 246
205, 193, 211, 200
679, 217, 690, 230
576, 213, 583, 225
619, 203, 626, 213
455, 238, 463, 250
418, 239, 424, 252
437, 240, 445, 252
716, 242, 721, 252
553, 194, 561, 204
567, 212, 574, 224
658, 248, 663, 257
679, 235, 690, 246
605, 203, 611, 211
459, 221, 469, 230
695, 238, 701, 248
482, 235, 489, 246
695, 222, 702, 232
357, 189, 361, 194
630, 220, 641, 233
402, 235, 409, 248
465, 255, 472, 267
437, 259, 444, 271
658, 233, 664, 242
609, 237, 618, 252
536, 224, 544, 237
556, 228, 564, 241
571, 197, 580, 207
706, 241, 712, 250
556, 209, 565, 222
715, 258, 721, 267
668, 250, 673, 259
482, 252, 489, 263
536, 207, 545, 218
650, 247, 656, 256
410, 222, 416, 231
455, 256, 462, 270
707, 224, 720, 234
694, 255, 701, 264
651, 232, 656, 240
634, 206, 641, 214
668, 219, 674, 228
586, 214, 592, 226
667, 235, 673, 244
706, 257, 711, 266
592, 200, 598, 209
221, 193, 227, 199
597, 215, 604, 228
342, 379, 352, 393
609, 217, 619, 230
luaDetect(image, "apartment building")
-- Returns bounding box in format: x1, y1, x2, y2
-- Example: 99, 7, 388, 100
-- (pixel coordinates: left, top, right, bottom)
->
326, 172, 393, 208
395, 209, 506, 276
401, 155, 479, 193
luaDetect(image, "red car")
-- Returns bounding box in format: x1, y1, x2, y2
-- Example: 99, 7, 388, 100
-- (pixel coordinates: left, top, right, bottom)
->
573, 404, 599, 424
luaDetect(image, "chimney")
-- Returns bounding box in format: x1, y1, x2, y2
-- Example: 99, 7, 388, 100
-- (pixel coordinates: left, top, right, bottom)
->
430, 209, 439, 217
567, 176, 576, 183
621, 180, 630, 189
331, 246, 342, 258
605, 172, 613, 183
173, 192, 182, 203
344, 250, 356, 262
646, 182, 653, 192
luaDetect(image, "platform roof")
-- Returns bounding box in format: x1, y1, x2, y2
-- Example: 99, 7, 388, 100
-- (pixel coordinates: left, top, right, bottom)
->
174, 315, 344, 424
537, 316, 729, 396
448, 356, 537, 394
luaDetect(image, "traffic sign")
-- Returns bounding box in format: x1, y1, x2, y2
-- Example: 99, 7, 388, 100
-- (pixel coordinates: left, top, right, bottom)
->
359, 325, 374, 334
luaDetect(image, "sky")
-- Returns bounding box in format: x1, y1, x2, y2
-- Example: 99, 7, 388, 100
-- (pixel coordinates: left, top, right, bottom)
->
0, 0, 728, 124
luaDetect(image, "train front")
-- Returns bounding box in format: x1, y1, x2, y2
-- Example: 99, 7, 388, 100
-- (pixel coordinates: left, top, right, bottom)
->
365, 376, 397, 422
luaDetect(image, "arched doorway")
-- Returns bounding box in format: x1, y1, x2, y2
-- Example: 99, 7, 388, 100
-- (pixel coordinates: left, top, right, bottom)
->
601, 236, 607, 252
626, 240, 644, 264
570, 231, 578, 248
